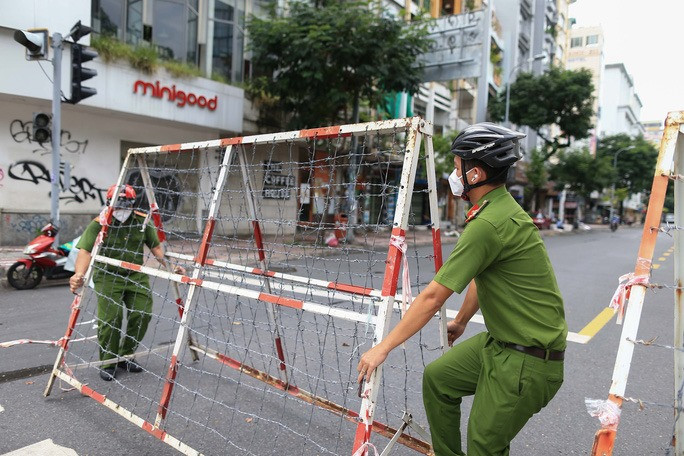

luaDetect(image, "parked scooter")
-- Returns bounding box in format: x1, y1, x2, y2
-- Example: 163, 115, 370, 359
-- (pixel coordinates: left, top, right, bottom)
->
7, 223, 74, 290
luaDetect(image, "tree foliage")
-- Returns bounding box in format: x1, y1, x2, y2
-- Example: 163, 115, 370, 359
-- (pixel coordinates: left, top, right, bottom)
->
549, 149, 614, 200
595, 134, 659, 195
431, 131, 460, 177
247, 1, 432, 129
489, 66, 594, 159
524, 148, 548, 210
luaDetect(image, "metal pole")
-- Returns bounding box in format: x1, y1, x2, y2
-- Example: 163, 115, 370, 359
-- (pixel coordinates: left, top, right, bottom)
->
475, 0, 491, 123
51, 33, 63, 246
504, 81, 511, 127
426, 82, 435, 123
610, 146, 634, 223
610, 151, 619, 222
674, 130, 684, 455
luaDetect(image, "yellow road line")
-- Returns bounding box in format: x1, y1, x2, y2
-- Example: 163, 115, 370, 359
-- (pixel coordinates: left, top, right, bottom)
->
659, 257, 667, 261
664, 253, 671, 257
578, 307, 616, 338
653, 264, 661, 269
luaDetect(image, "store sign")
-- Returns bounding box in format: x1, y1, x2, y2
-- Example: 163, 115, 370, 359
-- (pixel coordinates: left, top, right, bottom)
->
133, 80, 218, 110
262, 161, 295, 199
418, 11, 485, 82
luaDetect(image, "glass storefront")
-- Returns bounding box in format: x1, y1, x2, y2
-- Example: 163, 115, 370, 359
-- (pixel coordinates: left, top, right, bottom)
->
92, 0, 199, 64
92, 0, 143, 43
212, 0, 245, 82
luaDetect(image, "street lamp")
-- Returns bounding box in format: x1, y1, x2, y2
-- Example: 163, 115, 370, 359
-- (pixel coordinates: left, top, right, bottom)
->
504, 53, 546, 127
609, 145, 636, 222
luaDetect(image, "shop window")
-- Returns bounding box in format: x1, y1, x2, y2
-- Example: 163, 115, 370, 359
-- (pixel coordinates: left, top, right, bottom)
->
92, 0, 143, 43
152, 0, 199, 63
126, 0, 143, 44
153, 0, 186, 60
212, 21, 233, 78
212, 0, 245, 83
187, 0, 199, 64
92, 0, 125, 39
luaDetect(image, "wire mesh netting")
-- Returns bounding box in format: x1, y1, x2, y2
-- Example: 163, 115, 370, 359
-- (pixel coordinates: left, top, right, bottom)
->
52, 119, 446, 455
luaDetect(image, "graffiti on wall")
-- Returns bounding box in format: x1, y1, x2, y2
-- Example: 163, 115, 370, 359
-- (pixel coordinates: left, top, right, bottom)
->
10, 119, 89, 155
7, 160, 106, 205
8, 214, 51, 234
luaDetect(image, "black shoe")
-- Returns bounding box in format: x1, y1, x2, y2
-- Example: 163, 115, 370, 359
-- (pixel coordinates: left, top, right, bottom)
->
99, 366, 116, 381
118, 359, 143, 373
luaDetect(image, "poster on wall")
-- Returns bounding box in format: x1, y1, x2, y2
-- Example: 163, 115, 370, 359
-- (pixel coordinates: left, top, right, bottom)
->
262, 161, 295, 199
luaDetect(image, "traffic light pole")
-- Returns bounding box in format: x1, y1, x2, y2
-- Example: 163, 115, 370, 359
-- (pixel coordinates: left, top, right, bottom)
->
51, 32, 62, 246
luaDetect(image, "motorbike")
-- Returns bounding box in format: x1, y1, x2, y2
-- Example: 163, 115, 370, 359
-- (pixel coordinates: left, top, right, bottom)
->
610, 216, 619, 232
7, 223, 74, 290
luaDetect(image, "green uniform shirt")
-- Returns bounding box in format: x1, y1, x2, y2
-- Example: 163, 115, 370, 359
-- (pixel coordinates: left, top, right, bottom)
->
76, 212, 160, 283
434, 186, 567, 351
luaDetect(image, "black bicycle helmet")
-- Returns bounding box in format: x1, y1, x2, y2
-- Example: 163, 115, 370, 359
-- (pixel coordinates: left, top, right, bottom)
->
450, 122, 526, 168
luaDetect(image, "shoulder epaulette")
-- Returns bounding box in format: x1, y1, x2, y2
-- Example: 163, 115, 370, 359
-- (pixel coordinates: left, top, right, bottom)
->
465, 199, 490, 224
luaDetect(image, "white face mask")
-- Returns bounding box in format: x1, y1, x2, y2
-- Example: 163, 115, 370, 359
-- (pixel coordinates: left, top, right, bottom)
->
113, 209, 132, 222
448, 168, 476, 197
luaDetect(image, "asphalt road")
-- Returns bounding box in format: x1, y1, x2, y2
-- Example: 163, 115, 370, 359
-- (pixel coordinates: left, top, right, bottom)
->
0, 225, 678, 455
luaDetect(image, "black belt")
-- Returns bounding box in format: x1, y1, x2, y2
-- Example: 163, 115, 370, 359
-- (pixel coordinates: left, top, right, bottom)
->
504, 343, 564, 361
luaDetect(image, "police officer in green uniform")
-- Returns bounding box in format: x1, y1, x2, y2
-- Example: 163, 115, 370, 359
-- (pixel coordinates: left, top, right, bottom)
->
357, 123, 567, 455
70, 184, 182, 381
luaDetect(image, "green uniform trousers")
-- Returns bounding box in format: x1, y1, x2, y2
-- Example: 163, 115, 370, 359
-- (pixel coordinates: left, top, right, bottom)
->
95, 277, 153, 368
422, 332, 564, 456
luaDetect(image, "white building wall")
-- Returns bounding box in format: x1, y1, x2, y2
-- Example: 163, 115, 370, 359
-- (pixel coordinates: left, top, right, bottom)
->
0, 0, 91, 45
599, 63, 643, 137
0, 10, 245, 244
0, 95, 224, 244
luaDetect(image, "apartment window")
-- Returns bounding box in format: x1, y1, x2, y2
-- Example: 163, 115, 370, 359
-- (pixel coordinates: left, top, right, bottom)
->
570, 36, 583, 48
92, 0, 143, 44
586, 35, 599, 45
212, 0, 246, 83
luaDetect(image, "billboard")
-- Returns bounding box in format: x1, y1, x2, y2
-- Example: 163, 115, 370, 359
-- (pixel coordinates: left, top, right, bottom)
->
418, 10, 486, 83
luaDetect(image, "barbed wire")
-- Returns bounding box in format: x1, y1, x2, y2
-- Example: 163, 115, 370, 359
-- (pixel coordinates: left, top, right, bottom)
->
52, 129, 440, 454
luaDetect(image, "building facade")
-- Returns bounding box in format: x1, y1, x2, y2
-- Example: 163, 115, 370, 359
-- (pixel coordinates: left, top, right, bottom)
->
600, 63, 644, 137
566, 25, 604, 149
642, 119, 665, 147
0, 0, 244, 244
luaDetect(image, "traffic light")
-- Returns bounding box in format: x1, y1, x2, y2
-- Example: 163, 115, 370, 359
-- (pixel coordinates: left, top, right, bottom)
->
32, 113, 51, 143
13, 29, 48, 61
68, 44, 97, 104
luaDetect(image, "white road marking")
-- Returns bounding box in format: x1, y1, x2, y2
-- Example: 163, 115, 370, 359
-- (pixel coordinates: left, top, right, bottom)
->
2, 439, 78, 456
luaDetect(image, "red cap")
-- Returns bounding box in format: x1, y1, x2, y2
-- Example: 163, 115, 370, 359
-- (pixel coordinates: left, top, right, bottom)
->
106, 184, 136, 201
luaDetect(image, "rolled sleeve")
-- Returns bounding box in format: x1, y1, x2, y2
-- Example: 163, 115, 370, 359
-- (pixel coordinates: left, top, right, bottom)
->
145, 224, 161, 250
433, 219, 502, 293
75, 221, 100, 252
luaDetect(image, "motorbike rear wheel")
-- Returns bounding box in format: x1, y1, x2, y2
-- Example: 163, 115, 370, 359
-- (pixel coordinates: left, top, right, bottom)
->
7, 262, 43, 290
